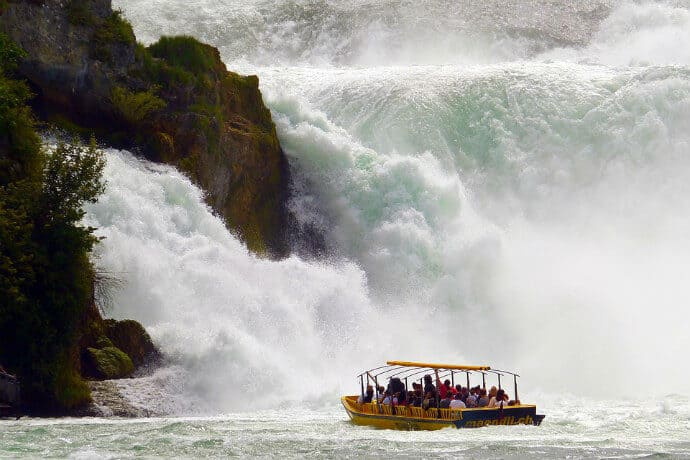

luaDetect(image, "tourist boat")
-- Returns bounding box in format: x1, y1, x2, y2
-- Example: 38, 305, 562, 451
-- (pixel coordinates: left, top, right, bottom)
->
341, 360, 545, 430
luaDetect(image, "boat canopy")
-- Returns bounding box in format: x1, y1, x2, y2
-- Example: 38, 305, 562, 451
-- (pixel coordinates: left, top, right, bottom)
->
355, 360, 522, 401
386, 361, 490, 371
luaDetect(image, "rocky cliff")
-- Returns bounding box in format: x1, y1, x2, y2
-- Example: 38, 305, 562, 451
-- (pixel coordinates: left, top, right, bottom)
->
0, 0, 289, 257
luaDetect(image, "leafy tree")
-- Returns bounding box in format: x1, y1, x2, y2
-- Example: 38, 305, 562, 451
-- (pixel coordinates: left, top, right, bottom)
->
1, 32, 106, 411
40, 139, 106, 228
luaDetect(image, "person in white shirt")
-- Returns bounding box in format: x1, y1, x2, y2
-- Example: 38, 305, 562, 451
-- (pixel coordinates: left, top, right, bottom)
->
449, 394, 466, 409
488, 388, 508, 408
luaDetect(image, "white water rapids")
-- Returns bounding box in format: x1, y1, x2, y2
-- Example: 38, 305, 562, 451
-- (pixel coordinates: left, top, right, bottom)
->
79, 0, 690, 419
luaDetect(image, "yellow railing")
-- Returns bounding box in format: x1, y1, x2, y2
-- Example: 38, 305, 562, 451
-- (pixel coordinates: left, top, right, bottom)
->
349, 398, 463, 421
409, 407, 424, 418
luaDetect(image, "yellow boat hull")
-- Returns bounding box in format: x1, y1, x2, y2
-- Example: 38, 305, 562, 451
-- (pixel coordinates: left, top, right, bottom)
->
341, 396, 545, 430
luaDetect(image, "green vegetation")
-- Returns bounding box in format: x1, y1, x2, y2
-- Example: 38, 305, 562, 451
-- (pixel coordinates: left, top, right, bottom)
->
92, 10, 135, 62
104, 319, 156, 367
148, 36, 223, 75
0, 33, 106, 411
111, 86, 166, 125
86, 346, 134, 379
66, 0, 95, 27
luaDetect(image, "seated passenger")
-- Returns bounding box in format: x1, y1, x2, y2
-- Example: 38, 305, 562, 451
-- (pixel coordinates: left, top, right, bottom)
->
460, 387, 469, 402
412, 383, 423, 406
477, 388, 489, 407
465, 392, 477, 408
395, 391, 405, 406
450, 393, 466, 409
422, 391, 435, 410
382, 390, 392, 405
358, 385, 374, 403
489, 388, 508, 408
439, 392, 452, 408
411, 392, 422, 407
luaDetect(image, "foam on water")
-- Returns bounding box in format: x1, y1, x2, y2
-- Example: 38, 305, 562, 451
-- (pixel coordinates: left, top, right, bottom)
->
85, 0, 690, 415
2, 394, 690, 457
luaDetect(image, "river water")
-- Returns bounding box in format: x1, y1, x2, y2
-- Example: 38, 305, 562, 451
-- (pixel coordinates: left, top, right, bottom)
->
2, 395, 689, 458
6, 0, 690, 457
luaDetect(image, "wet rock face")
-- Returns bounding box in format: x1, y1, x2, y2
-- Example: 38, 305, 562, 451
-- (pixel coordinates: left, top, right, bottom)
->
0, 0, 290, 257
1, 0, 135, 116
103, 319, 157, 368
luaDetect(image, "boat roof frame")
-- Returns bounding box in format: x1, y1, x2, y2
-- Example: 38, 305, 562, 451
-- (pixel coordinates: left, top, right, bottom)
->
356, 361, 521, 383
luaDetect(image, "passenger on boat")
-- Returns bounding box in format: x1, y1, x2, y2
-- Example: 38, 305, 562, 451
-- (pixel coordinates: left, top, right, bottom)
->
422, 391, 435, 410
358, 385, 375, 403
382, 390, 399, 406
410, 383, 423, 406
433, 370, 450, 398
450, 393, 466, 409
465, 391, 478, 408
423, 375, 436, 396
439, 392, 452, 408
377, 386, 385, 401
422, 374, 438, 409
488, 386, 498, 400
460, 387, 470, 402
447, 381, 456, 395
489, 388, 509, 408
388, 377, 406, 405
477, 388, 489, 407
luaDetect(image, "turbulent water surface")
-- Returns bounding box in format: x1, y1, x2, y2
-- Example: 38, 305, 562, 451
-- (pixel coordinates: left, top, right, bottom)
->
1, 395, 689, 458
8, 0, 690, 457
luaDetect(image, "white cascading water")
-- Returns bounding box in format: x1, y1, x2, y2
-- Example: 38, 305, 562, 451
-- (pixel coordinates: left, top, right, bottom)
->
83, 0, 690, 413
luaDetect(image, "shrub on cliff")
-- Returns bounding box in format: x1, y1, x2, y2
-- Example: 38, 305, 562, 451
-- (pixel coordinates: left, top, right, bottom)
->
148, 36, 224, 76
66, 0, 95, 27
0, 33, 107, 411
111, 86, 166, 125
92, 10, 135, 62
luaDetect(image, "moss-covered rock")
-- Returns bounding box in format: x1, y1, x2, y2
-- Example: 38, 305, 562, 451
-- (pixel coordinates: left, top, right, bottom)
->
95, 335, 114, 349
77, 304, 159, 380
0, 0, 291, 257
86, 346, 134, 379
104, 319, 157, 367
